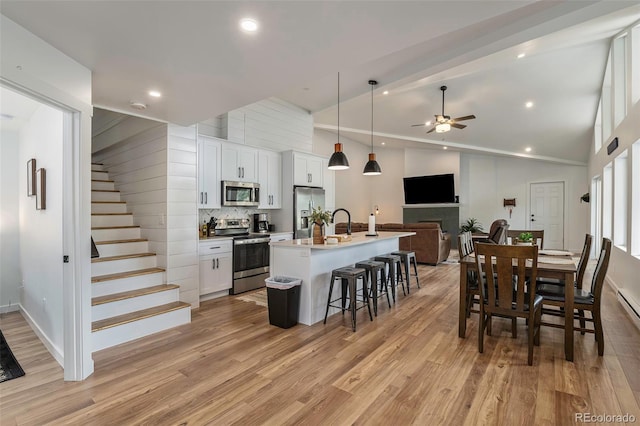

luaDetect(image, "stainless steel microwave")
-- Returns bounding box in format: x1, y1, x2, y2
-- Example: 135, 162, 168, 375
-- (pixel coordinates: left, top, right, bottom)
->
221, 181, 260, 207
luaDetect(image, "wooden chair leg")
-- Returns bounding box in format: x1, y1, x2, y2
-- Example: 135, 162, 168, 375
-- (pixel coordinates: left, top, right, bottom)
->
579, 309, 586, 335
594, 309, 604, 356
534, 308, 541, 346
487, 314, 492, 336
478, 308, 485, 353
528, 311, 535, 365
512, 318, 517, 338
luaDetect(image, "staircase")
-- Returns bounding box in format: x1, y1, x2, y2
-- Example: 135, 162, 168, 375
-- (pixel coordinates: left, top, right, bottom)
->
91, 163, 190, 352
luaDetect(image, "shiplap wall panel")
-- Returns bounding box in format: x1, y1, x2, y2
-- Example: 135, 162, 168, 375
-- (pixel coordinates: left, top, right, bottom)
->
167, 124, 198, 307
93, 125, 168, 270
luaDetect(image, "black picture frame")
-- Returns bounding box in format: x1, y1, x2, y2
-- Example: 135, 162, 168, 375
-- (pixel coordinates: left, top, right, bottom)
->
27, 158, 36, 196
36, 168, 46, 210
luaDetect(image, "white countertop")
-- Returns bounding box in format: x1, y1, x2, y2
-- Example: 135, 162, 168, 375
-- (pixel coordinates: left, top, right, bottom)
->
270, 231, 415, 250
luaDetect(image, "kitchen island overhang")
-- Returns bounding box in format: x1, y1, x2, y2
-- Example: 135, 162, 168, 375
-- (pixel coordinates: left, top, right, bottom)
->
270, 231, 415, 325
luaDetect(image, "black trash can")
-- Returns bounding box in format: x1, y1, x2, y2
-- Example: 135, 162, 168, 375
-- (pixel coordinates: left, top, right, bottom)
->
265, 276, 302, 329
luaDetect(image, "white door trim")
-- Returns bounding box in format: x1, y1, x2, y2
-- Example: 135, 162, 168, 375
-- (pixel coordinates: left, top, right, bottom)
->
526, 179, 567, 249
1, 78, 94, 381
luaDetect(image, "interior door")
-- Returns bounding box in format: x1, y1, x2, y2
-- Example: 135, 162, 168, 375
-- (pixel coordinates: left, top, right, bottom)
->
530, 182, 564, 249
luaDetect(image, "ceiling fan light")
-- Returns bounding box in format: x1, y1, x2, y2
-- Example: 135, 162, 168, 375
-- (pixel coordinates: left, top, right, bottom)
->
435, 122, 450, 133
328, 143, 349, 170
363, 153, 382, 175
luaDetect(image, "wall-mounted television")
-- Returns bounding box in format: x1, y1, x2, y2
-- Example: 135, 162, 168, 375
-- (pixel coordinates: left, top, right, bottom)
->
403, 173, 455, 204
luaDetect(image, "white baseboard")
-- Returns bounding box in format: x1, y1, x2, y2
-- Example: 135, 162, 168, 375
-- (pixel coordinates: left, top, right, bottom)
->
19, 305, 64, 368
0, 303, 20, 314
609, 276, 640, 332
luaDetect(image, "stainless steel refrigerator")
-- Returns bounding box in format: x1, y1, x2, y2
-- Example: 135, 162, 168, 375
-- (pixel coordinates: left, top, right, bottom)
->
294, 186, 326, 239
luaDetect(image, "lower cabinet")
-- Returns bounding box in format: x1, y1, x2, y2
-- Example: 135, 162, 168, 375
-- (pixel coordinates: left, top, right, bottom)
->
199, 240, 233, 295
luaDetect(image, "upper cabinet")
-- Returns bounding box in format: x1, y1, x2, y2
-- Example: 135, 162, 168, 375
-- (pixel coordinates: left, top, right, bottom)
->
258, 150, 282, 209
293, 152, 323, 187
221, 144, 258, 182
197, 136, 221, 209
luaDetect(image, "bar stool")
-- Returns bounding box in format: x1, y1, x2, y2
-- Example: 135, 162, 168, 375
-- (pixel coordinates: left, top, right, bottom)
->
355, 260, 390, 316
391, 250, 420, 293
374, 254, 404, 302
323, 266, 372, 331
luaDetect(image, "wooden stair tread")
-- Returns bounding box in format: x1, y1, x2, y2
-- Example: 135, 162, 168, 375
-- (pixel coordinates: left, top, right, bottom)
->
92, 225, 140, 230
92, 189, 120, 193
91, 179, 114, 183
91, 162, 104, 165
92, 284, 180, 306
91, 212, 132, 216
95, 238, 147, 245
92, 301, 190, 332
91, 201, 125, 204
92, 267, 165, 283
91, 252, 156, 263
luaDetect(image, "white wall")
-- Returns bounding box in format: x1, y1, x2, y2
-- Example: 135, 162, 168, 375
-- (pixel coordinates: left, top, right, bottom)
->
404, 148, 461, 194
589, 100, 640, 311
167, 125, 199, 307
19, 104, 65, 358
459, 152, 588, 251
0, 129, 21, 312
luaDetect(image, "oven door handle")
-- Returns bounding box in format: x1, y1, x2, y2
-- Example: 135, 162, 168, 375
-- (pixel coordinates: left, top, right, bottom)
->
234, 238, 270, 245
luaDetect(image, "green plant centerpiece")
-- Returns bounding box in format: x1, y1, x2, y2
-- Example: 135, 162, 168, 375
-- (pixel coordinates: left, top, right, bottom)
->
460, 218, 484, 234
310, 206, 332, 244
518, 232, 533, 244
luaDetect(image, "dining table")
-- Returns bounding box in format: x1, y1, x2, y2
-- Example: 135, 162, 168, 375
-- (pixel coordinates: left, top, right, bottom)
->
458, 250, 578, 361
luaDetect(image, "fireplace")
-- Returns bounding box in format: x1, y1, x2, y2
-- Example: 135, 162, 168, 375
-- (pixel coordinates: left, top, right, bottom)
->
404, 205, 459, 248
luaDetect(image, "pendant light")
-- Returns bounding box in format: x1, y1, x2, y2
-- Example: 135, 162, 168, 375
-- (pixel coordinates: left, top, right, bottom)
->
328, 72, 350, 170
363, 79, 382, 175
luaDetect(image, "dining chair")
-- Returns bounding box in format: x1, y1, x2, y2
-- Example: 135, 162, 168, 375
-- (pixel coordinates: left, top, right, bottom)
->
475, 219, 509, 245
537, 238, 612, 355
475, 242, 541, 365
507, 229, 545, 248
537, 234, 592, 288
458, 232, 479, 317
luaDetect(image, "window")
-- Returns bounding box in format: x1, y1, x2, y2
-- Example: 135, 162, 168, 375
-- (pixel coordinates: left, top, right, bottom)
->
613, 35, 627, 127
601, 52, 612, 142
614, 150, 628, 250
591, 176, 602, 257
602, 163, 613, 240
632, 24, 640, 105
632, 140, 640, 257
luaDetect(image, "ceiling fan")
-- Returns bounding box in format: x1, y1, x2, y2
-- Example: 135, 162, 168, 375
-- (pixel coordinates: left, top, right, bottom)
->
411, 86, 476, 133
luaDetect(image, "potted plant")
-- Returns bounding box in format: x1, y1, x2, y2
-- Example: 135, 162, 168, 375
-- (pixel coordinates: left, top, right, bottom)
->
517, 232, 533, 245
460, 218, 484, 234
309, 206, 332, 244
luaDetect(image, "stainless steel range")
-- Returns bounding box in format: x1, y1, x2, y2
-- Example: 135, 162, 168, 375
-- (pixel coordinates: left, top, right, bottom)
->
216, 218, 270, 295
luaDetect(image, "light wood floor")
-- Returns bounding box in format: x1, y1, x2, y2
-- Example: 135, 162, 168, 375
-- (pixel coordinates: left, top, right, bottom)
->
1, 258, 639, 425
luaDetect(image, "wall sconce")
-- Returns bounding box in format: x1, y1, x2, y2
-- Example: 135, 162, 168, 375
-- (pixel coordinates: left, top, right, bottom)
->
503, 198, 516, 218
374, 205, 380, 215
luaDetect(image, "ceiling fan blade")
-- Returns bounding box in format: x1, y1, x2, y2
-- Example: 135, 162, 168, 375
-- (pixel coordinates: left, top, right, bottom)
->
411, 123, 427, 127
451, 115, 476, 122
426, 127, 436, 134
451, 123, 467, 129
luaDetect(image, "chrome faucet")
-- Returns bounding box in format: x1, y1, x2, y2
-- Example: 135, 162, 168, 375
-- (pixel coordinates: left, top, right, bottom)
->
332, 208, 351, 235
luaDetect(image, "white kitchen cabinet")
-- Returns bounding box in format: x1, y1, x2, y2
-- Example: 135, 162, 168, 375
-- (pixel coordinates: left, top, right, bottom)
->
221, 144, 258, 182
199, 240, 233, 295
269, 233, 293, 243
197, 136, 221, 209
258, 150, 282, 209
293, 153, 323, 187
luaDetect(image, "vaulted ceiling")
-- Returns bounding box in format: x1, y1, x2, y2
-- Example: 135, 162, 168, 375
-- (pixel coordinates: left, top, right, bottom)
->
2, 1, 639, 164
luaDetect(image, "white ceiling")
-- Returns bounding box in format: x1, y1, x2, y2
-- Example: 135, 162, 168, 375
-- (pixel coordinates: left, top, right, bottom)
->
2, 1, 639, 164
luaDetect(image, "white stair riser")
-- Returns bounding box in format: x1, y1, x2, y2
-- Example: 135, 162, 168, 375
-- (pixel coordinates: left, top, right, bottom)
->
91, 202, 127, 214
92, 288, 180, 321
91, 171, 109, 180
92, 191, 121, 202
91, 164, 106, 172
92, 256, 156, 276
92, 227, 140, 241
91, 180, 115, 191
93, 307, 191, 352
91, 214, 133, 227
92, 271, 165, 297
95, 241, 148, 257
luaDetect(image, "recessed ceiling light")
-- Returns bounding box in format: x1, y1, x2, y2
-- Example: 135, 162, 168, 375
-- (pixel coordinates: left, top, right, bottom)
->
383, 90, 389, 95
525, 101, 534, 108
381, 142, 386, 145
148, 90, 161, 98
130, 101, 147, 110
525, 147, 532, 152
240, 18, 258, 32
517, 53, 526, 59
443, 146, 448, 150
426, 121, 431, 126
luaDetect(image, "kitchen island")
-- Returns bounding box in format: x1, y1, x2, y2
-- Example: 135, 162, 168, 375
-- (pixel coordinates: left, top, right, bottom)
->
270, 231, 415, 325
